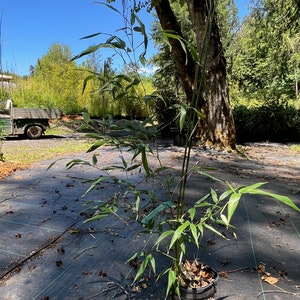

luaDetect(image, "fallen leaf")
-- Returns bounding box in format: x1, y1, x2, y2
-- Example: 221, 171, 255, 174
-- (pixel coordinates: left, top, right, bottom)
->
69, 228, 80, 234
99, 270, 107, 277
262, 275, 278, 285
82, 270, 93, 275
56, 260, 63, 267
57, 247, 65, 254
256, 264, 265, 274
218, 271, 229, 278
207, 240, 215, 245
220, 258, 230, 266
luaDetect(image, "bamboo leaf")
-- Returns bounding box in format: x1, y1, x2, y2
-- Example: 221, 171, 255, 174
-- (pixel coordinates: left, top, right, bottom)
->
71, 44, 102, 60
84, 132, 103, 139
82, 175, 108, 197
83, 206, 113, 223
82, 74, 95, 94
133, 190, 141, 215
246, 189, 300, 212
87, 139, 108, 152
166, 269, 177, 299
239, 182, 267, 193
121, 155, 127, 168
188, 207, 196, 221
154, 230, 174, 247
227, 192, 241, 224
80, 32, 103, 40
179, 105, 186, 132
142, 201, 173, 225
92, 154, 98, 165
149, 254, 156, 274
125, 77, 140, 90
219, 188, 234, 201
130, 10, 136, 26
94, 2, 120, 14
211, 188, 219, 203
65, 159, 91, 169
127, 164, 141, 171
154, 166, 170, 173
134, 254, 155, 282
169, 222, 189, 250
195, 193, 211, 205
141, 147, 151, 177
189, 223, 199, 247
133, 26, 142, 32
203, 223, 228, 239
220, 213, 229, 227
191, 107, 205, 119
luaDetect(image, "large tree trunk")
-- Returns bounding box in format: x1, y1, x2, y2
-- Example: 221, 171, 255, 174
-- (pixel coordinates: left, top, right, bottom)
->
153, 0, 236, 150
153, 0, 196, 104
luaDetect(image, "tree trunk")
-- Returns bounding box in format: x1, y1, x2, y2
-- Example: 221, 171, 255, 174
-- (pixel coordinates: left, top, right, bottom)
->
153, 0, 236, 150
153, 0, 196, 104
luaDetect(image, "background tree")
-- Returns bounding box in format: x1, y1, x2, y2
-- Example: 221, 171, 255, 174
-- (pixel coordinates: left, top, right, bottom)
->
152, 0, 236, 149
10, 43, 89, 114
230, 0, 300, 104
285, 33, 300, 109
31, 43, 85, 113
151, 0, 238, 139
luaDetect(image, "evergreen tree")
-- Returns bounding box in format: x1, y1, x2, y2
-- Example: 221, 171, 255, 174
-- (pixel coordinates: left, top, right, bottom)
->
230, 0, 300, 103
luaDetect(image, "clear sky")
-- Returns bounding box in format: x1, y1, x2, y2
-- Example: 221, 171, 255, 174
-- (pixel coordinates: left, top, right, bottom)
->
0, 0, 250, 76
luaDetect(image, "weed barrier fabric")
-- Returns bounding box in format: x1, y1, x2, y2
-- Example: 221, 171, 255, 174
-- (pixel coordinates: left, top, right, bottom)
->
0, 145, 299, 299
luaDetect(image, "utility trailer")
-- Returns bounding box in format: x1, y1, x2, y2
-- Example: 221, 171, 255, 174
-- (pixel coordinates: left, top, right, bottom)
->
0, 99, 62, 139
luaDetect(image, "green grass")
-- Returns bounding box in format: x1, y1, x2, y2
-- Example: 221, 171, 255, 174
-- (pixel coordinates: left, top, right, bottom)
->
45, 124, 76, 136
290, 144, 300, 152
3, 139, 93, 165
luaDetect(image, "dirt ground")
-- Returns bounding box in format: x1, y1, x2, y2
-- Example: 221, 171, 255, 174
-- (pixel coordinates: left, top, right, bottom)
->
0, 161, 26, 178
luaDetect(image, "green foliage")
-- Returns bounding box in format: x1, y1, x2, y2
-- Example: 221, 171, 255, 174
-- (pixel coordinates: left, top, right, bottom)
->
233, 99, 300, 142
229, 0, 300, 104
7, 41, 153, 118
9, 44, 90, 114
0, 87, 10, 100
291, 144, 300, 152
70, 3, 155, 119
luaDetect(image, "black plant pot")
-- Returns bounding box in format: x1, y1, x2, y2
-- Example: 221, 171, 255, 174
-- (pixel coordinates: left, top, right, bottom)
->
171, 268, 219, 300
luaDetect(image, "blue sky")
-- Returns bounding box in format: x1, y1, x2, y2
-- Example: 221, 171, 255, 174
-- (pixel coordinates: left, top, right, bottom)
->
0, 0, 250, 76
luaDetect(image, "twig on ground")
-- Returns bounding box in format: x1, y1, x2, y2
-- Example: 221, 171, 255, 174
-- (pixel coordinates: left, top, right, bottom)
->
258, 286, 300, 298
219, 266, 250, 274
71, 244, 98, 260
0, 219, 82, 281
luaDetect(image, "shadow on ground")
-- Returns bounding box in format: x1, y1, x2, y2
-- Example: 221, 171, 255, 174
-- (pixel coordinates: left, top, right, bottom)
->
0, 144, 299, 299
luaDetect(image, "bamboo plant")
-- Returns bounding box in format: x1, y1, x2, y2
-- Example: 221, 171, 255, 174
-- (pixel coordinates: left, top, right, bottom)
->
63, 3, 300, 299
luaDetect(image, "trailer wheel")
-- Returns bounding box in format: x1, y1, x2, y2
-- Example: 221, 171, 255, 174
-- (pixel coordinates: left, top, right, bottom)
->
26, 126, 43, 139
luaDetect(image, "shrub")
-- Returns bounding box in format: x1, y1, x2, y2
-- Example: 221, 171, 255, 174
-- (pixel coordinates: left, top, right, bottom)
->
233, 100, 300, 143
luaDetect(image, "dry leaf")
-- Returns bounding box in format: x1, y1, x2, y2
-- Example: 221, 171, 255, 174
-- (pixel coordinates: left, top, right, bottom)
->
262, 275, 278, 285
56, 260, 63, 267
256, 264, 265, 274
218, 271, 229, 278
